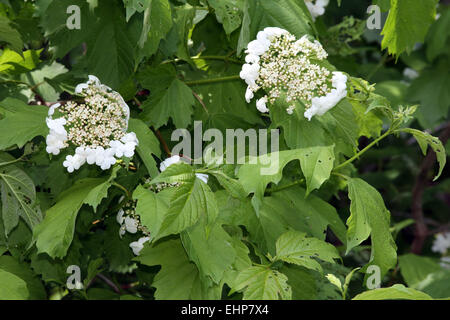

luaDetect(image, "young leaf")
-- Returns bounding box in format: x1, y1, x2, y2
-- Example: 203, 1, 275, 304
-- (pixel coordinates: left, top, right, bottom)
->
231, 266, 292, 300
33, 177, 111, 259
274, 230, 341, 273
0, 16, 24, 55
399, 128, 446, 180
135, 239, 221, 299
0, 98, 48, 150
181, 222, 237, 284
352, 284, 433, 300
155, 178, 218, 239
237, 146, 335, 212
381, 0, 438, 56
127, 118, 161, 177
346, 178, 397, 278
0, 269, 29, 300
0, 153, 42, 235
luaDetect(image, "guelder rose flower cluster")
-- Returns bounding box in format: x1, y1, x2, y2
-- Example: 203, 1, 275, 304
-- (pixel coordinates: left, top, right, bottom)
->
240, 27, 348, 121
45, 76, 138, 172
116, 197, 150, 256
304, 0, 329, 20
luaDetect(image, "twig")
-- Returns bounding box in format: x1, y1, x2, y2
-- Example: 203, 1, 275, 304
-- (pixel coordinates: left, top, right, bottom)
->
154, 129, 171, 156
95, 274, 121, 294
411, 123, 450, 254
184, 75, 241, 86
333, 129, 392, 172
192, 90, 209, 115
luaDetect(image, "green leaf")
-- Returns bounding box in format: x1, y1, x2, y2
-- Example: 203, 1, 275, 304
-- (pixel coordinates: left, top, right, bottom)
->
398, 254, 441, 287
133, 185, 172, 239
270, 98, 358, 157
415, 270, 450, 299
156, 178, 218, 239
381, 0, 438, 56
181, 222, 236, 284
141, 78, 195, 129
350, 100, 383, 139
138, 0, 172, 55
407, 59, 450, 129
346, 178, 397, 278
208, 0, 244, 35
237, 0, 314, 54
86, 1, 137, 89
0, 15, 23, 55
0, 98, 48, 150
353, 284, 433, 300
135, 239, 221, 299
172, 4, 196, 63
0, 269, 29, 300
191, 73, 263, 131
0, 255, 46, 299
279, 265, 317, 299
20, 61, 68, 102
0, 48, 41, 74
33, 177, 110, 259
399, 128, 446, 180
274, 230, 341, 273
231, 266, 292, 300
0, 153, 42, 235
426, 8, 450, 62
237, 146, 335, 212
83, 167, 119, 211
258, 187, 347, 254
128, 118, 161, 177
150, 162, 195, 185
210, 170, 247, 199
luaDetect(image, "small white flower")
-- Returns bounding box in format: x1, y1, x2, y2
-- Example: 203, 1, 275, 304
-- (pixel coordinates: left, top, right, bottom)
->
130, 236, 150, 256
305, 0, 329, 20
256, 96, 269, 113
124, 216, 139, 234
246, 39, 269, 56
432, 232, 450, 254
116, 209, 125, 225
240, 63, 261, 86
245, 54, 260, 64
245, 86, 254, 103
304, 72, 347, 121
160, 155, 182, 172
62, 154, 86, 173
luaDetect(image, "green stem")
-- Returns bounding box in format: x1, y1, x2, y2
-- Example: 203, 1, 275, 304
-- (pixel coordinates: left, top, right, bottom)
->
184, 75, 241, 86
266, 179, 305, 194
0, 156, 25, 167
192, 55, 242, 65
162, 55, 242, 66
112, 182, 132, 199
333, 129, 392, 172
367, 51, 389, 81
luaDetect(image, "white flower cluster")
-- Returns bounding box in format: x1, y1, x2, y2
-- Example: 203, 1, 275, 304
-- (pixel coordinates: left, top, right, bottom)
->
116, 198, 150, 256
160, 155, 209, 184
304, 0, 329, 20
240, 27, 347, 121
45, 75, 138, 172
431, 232, 450, 255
